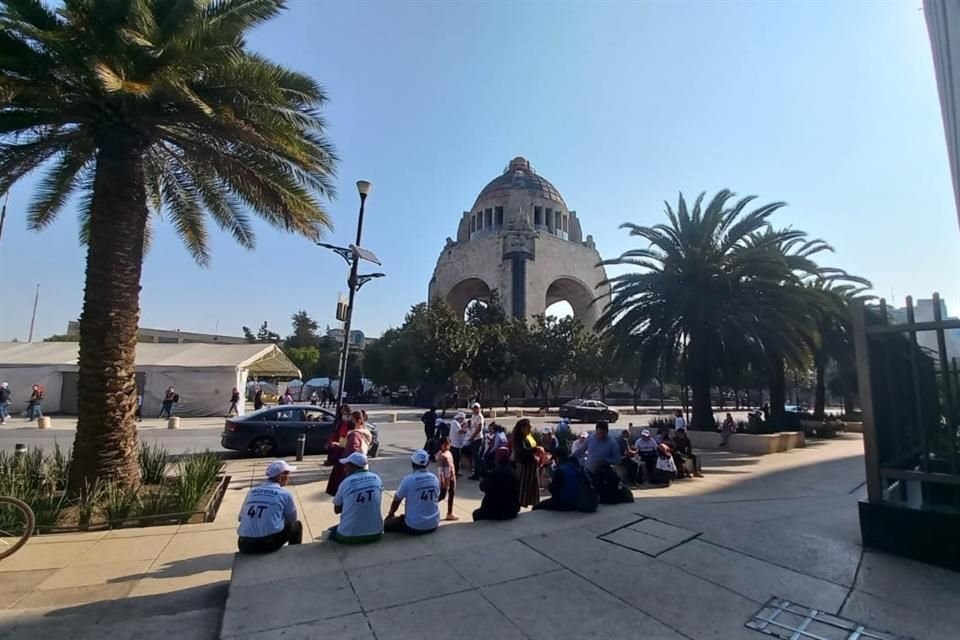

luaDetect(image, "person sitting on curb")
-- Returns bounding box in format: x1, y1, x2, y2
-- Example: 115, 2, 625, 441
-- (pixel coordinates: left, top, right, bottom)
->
473, 447, 521, 521
237, 460, 303, 554
328, 452, 383, 544
634, 428, 659, 483
533, 447, 597, 513
618, 429, 643, 486
673, 429, 703, 478
384, 449, 441, 535
653, 443, 678, 487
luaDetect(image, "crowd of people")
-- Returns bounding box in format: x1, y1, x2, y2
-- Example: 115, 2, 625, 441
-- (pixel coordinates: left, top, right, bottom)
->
235, 404, 710, 554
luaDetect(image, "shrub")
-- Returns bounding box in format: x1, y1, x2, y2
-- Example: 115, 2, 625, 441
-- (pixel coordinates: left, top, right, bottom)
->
139, 442, 169, 485
51, 443, 70, 491
173, 451, 224, 513
100, 482, 141, 522
32, 492, 68, 529
73, 479, 105, 527
647, 417, 674, 432
137, 488, 172, 518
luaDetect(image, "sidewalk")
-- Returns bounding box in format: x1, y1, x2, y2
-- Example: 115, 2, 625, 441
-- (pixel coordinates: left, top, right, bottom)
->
2, 436, 958, 640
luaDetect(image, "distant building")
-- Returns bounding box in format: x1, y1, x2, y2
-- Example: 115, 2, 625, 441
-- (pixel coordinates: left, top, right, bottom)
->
926, 0, 960, 233
325, 327, 377, 350
888, 298, 960, 359
66, 321, 247, 345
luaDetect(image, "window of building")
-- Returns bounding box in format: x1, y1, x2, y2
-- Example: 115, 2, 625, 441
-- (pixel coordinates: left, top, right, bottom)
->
534, 206, 543, 226
555, 210, 562, 233
476, 211, 482, 229
470, 216, 475, 233
495, 206, 503, 226
485, 208, 493, 228
563, 215, 568, 232
545, 208, 553, 230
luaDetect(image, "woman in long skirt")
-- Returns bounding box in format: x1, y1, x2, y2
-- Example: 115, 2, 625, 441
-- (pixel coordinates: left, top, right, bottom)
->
512, 418, 539, 508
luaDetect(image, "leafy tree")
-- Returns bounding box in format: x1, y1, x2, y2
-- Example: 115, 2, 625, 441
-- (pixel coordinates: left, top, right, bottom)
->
286, 346, 319, 379
598, 190, 817, 429
1, 0, 337, 488
241, 326, 257, 344
407, 301, 475, 386
363, 327, 416, 390
463, 293, 513, 401
256, 322, 281, 343
286, 310, 320, 349
43, 333, 77, 342
314, 335, 341, 379
510, 315, 577, 403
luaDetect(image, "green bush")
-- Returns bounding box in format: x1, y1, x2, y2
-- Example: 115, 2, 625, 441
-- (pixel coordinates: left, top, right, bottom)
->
73, 479, 105, 527
100, 482, 141, 522
137, 488, 172, 518
139, 442, 169, 485
51, 443, 70, 491
173, 451, 224, 513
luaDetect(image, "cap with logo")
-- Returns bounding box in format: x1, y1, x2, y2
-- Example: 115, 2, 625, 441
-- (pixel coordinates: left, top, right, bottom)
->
340, 451, 369, 468
410, 449, 430, 466
265, 460, 297, 478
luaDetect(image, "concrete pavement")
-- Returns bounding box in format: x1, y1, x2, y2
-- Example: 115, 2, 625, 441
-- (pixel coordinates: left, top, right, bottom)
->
2, 434, 957, 640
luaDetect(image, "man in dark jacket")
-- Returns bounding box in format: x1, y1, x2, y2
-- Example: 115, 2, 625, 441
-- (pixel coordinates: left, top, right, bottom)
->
472, 447, 520, 521
421, 406, 438, 450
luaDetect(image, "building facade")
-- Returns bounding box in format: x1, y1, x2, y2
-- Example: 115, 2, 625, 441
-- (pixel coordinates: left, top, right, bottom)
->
428, 157, 610, 328
66, 321, 247, 345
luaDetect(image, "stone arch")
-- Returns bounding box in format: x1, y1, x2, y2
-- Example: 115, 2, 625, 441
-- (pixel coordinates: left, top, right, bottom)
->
545, 276, 599, 329
444, 277, 493, 319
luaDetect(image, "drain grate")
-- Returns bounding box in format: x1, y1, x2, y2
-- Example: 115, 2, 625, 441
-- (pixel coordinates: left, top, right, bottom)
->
746, 597, 912, 640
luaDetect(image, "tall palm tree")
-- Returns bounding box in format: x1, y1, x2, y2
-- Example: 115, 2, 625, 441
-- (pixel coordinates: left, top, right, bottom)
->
1, 0, 337, 489
597, 190, 808, 429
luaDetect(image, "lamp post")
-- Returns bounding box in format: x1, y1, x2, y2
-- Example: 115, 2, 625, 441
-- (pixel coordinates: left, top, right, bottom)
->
320, 180, 384, 418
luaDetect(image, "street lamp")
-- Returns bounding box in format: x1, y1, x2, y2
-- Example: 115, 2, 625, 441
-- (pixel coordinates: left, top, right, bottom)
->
318, 180, 384, 415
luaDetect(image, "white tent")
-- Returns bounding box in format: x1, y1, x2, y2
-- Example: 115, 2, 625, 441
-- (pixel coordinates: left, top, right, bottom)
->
0, 342, 300, 418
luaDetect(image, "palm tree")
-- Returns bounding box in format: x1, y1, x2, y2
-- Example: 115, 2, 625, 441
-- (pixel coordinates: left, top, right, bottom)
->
1, 0, 337, 489
598, 190, 809, 429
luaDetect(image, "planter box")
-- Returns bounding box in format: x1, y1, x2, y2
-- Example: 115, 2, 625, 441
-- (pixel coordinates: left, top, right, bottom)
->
627, 429, 804, 455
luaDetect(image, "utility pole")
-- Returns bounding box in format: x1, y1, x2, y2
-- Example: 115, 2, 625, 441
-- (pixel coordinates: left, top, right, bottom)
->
28, 284, 39, 342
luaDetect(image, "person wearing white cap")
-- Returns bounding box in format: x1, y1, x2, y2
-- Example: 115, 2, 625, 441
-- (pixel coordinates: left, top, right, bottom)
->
448, 411, 467, 476
384, 449, 441, 535
0, 382, 11, 424
329, 452, 384, 544
237, 460, 302, 554
466, 402, 485, 480
634, 428, 659, 483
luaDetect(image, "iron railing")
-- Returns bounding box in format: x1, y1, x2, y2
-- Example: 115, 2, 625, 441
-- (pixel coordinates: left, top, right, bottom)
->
852, 294, 960, 511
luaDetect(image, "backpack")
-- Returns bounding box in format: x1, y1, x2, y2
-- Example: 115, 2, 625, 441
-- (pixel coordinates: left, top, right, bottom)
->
172, 393, 180, 403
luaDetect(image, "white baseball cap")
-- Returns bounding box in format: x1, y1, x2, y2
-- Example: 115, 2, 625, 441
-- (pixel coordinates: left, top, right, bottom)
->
641, 429, 651, 437
578, 432, 588, 439
265, 460, 297, 478
471, 402, 481, 409
411, 449, 430, 466
340, 451, 369, 468
454, 411, 466, 420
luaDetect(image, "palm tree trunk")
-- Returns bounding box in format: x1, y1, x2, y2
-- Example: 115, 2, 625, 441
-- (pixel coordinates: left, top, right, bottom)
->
688, 328, 713, 430
768, 358, 787, 428
814, 359, 826, 419
68, 140, 147, 491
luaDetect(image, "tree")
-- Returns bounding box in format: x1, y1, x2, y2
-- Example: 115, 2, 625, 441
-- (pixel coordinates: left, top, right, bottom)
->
1, 0, 337, 488
407, 301, 475, 387
363, 327, 417, 390
510, 315, 576, 403
286, 346, 319, 380
286, 310, 320, 349
242, 326, 257, 344
463, 293, 513, 401
598, 190, 818, 429
256, 322, 281, 343
43, 333, 77, 342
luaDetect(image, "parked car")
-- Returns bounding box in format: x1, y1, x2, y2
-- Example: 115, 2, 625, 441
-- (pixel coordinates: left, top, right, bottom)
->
558, 399, 619, 423
221, 405, 380, 458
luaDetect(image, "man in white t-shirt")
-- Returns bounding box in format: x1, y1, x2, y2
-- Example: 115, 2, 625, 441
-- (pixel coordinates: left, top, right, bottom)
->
448, 412, 467, 476
329, 452, 383, 545
467, 402, 486, 480
237, 460, 302, 554
674, 410, 688, 432
384, 449, 441, 535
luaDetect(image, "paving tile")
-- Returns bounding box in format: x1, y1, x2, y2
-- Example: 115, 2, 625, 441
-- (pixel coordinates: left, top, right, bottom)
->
12, 581, 136, 609
34, 559, 153, 590
368, 589, 527, 640
153, 529, 238, 563
481, 569, 685, 640
442, 539, 560, 587
600, 527, 677, 556
335, 534, 435, 570
99, 582, 229, 623
628, 517, 698, 543
223, 612, 374, 640
76, 606, 222, 640
71, 533, 174, 565
0, 540, 99, 572
658, 539, 849, 612
24, 531, 108, 545
103, 524, 182, 539
348, 554, 470, 611
0, 569, 56, 605
854, 550, 960, 623
231, 541, 342, 587
840, 589, 956, 640
221, 571, 359, 637
0, 607, 100, 640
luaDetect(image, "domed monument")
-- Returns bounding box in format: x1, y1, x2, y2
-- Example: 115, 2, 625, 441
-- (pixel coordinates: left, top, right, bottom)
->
429, 157, 610, 328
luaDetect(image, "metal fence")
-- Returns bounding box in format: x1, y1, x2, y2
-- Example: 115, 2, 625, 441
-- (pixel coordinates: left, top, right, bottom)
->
852, 294, 960, 511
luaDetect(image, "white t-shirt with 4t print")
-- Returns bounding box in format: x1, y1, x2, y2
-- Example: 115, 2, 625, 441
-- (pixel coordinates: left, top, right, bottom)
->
333, 470, 384, 538
395, 469, 441, 531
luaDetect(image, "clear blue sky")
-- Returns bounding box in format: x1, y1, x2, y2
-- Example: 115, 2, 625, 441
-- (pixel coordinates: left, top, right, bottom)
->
1, 0, 958, 342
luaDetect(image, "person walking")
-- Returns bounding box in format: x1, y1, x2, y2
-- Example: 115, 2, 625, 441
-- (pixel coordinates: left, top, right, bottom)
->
26, 384, 44, 422
421, 405, 439, 452
253, 385, 264, 411
135, 391, 143, 422
309, 391, 319, 406
227, 387, 241, 417
720, 412, 735, 447
448, 411, 467, 476
467, 402, 486, 480
674, 409, 688, 432
511, 418, 540, 508
159, 386, 176, 419
0, 382, 11, 424
503, 393, 510, 412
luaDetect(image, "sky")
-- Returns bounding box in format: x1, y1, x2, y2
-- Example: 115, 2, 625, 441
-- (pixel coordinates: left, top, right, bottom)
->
1, 0, 959, 342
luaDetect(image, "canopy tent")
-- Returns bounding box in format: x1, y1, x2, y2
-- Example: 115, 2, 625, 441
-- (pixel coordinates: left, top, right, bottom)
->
0, 342, 300, 417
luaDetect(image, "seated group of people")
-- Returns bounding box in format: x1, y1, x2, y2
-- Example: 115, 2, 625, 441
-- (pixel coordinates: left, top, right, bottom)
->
236, 415, 703, 554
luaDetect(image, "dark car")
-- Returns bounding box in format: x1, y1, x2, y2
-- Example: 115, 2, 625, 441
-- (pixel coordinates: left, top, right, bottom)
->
221, 405, 379, 457
558, 399, 619, 423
